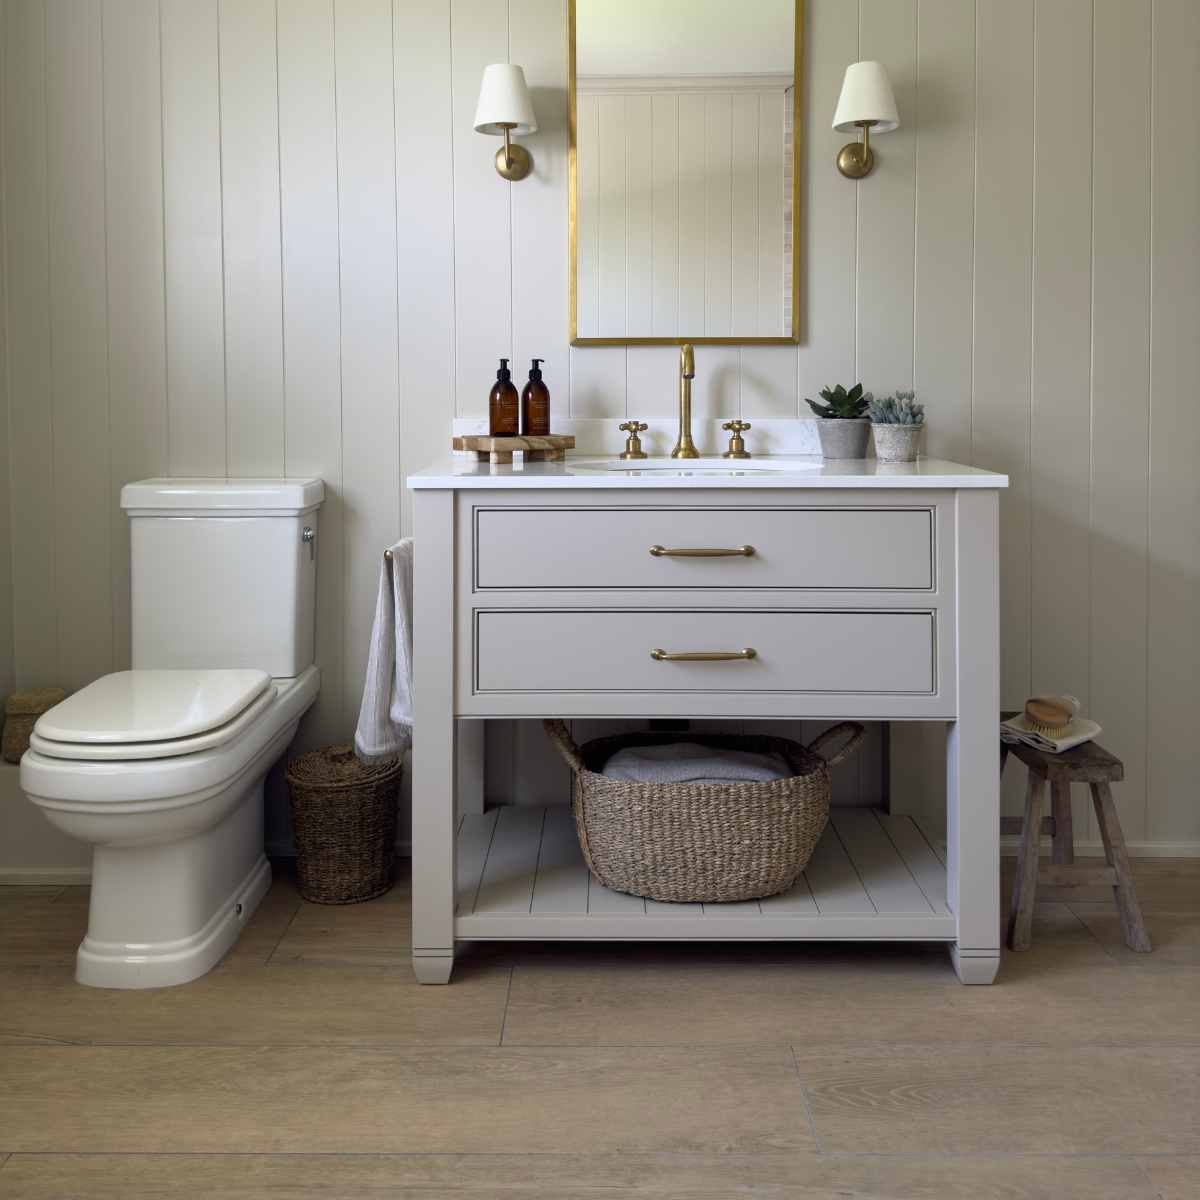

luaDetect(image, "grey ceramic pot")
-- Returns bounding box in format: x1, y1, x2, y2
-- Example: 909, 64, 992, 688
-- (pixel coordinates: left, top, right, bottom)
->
871, 422, 923, 463
815, 418, 871, 459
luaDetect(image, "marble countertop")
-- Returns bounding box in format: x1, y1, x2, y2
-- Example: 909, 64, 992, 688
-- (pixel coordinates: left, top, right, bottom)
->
407, 455, 1009, 490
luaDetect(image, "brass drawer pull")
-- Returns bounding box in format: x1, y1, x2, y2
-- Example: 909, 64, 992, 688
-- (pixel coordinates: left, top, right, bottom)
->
649, 545, 754, 557
650, 647, 757, 661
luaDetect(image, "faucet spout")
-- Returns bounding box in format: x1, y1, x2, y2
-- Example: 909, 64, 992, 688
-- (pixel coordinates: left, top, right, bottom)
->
672, 344, 699, 459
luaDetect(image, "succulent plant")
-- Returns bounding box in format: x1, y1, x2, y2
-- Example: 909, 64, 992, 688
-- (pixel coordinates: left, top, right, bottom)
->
866, 390, 924, 425
805, 383, 868, 420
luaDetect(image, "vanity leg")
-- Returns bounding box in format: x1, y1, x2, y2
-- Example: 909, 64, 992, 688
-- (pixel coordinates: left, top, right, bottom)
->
411, 489, 457, 984
947, 488, 1001, 984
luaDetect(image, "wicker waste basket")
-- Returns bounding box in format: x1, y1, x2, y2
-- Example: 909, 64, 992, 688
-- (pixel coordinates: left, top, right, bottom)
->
4, 688, 69, 763
284, 745, 402, 904
543, 718, 866, 903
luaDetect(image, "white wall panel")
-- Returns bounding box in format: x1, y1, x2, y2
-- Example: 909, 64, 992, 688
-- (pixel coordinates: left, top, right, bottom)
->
795, 0, 856, 407
913, 0, 974, 466
218, 0, 285, 477
972, 0, 1034, 712
278, 0, 345, 750
45, 0, 112, 693
702, 93, 733, 337
161, 0, 226, 477
450, 0, 511, 416
511, 0, 572, 422
3, 0, 57, 690
1089, 0, 1152, 844
650, 93, 679, 338
1146, 0, 1200, 844
102, 0, 169, 674
334, 0, 401, 735
1028, 0, 1093, 839
856, 0, 916, 392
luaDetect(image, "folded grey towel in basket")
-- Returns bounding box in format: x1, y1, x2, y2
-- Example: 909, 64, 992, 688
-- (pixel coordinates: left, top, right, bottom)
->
601, 742, 794, 787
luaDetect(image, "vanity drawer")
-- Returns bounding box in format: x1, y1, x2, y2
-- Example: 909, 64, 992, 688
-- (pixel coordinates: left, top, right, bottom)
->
475, 609, 935, 694
474, 506, 933, 590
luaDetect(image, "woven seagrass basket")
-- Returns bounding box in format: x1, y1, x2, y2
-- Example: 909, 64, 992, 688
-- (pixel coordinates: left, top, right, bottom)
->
543, 719, 866, 904
284, 745, 402, 904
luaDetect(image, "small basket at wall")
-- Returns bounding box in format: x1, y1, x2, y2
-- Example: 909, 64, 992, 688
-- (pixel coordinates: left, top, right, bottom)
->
284, 744, 402, 904
3, 688, 69, 763
543, 719, 866, 904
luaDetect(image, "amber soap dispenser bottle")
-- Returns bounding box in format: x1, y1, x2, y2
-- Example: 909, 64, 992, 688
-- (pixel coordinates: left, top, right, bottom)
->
521, 359, 550, 436
489, 359, 519, 436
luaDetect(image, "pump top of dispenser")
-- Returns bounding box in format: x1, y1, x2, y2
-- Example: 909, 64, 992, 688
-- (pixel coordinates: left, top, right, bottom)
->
496, 359, 511, 381
528, 358, 544, 381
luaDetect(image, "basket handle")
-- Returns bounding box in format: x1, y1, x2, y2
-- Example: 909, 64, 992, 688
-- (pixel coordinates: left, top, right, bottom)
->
542, 719, 585, 771
806, 721, 867, 768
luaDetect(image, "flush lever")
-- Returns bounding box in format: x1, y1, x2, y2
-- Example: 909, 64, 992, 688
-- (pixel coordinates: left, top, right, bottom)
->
302, 527, 316, 562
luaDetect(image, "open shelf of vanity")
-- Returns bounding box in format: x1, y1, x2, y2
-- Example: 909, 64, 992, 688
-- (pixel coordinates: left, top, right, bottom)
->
408, 458, 1007, 985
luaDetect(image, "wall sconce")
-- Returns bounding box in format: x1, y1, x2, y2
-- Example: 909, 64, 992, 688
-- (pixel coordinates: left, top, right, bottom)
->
832, 61, 899, 179
474, 63, 537, 181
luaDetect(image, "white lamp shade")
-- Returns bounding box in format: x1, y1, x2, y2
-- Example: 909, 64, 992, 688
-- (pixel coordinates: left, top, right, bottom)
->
474, 64, 537, 136
832, 61, 899, 133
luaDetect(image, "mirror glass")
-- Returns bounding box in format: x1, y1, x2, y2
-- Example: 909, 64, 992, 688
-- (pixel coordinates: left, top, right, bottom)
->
571, 0, 799, 344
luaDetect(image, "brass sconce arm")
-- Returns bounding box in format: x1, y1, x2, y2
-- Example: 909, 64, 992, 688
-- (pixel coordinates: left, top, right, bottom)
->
837, 120, 877, 179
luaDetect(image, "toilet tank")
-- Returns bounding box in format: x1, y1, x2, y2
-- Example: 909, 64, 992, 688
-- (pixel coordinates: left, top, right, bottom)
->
120, 479, 325, 677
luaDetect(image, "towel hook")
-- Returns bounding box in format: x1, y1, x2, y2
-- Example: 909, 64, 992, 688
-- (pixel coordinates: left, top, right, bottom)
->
384, 549, 393, 562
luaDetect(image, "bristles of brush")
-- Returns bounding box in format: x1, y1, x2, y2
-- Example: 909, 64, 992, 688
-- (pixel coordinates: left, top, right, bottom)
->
1022, 716, 1071, 740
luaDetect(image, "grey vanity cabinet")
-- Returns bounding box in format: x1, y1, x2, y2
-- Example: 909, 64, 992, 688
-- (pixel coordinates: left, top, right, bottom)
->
409, 465, 1004, 988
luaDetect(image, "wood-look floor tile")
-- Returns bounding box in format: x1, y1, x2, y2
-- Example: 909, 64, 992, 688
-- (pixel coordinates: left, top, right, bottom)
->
1067, 902, 1200, 965
218, 889, 302, 967
0, 904, 86, 966
795, 1046, 1199, 1154
268, 895, 413, 966
52, 885, 90, 904
0, 1152, 1165, 1198
1139, 1155, 1200, 1200
0, 964, 509, 1046
0, 1045, 813, 1155
997, 901, 1117, 970
0, 886, 64, 904
500, 961, 1200, 1047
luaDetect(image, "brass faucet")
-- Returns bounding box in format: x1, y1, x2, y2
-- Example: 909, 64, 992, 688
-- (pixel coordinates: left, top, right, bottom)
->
671, 344, 698, 459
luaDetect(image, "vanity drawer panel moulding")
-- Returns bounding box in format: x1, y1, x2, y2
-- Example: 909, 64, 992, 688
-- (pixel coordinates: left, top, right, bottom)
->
474, 609, 935, 695
474, 506, 935, 591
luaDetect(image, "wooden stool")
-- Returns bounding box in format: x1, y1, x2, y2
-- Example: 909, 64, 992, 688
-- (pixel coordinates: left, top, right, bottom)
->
1000, 712, 1150, 953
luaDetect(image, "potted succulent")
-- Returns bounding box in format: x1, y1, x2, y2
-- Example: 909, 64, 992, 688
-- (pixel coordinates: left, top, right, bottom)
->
805, 384, 871, 459
867, 391, 924, 462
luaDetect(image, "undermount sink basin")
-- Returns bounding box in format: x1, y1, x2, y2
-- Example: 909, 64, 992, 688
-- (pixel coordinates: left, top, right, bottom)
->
569, 457, 823, 475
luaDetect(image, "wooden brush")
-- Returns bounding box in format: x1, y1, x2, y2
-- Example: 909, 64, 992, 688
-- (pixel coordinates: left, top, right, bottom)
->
1021, 697, 1073, 739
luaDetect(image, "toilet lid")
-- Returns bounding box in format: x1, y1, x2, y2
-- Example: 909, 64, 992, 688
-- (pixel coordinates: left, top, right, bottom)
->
34, 669, 272, 744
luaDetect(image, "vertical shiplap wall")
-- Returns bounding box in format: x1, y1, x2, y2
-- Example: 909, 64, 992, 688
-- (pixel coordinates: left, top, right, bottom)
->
2, 0, 1198, 860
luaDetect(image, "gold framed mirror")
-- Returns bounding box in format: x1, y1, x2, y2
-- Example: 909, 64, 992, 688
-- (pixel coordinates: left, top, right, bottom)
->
570, 0, 802, 346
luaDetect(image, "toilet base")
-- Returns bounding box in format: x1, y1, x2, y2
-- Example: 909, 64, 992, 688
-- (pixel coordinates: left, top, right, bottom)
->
77, 853, 272, 989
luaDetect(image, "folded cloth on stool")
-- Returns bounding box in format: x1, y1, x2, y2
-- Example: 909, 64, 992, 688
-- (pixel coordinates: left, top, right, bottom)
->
601, 742, 793, 786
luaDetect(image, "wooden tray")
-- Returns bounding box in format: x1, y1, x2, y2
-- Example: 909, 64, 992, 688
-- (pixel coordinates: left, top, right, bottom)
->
453, 434, 575, 464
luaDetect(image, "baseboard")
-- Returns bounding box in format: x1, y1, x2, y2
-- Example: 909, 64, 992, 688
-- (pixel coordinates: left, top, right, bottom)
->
0, 866, 93, 885
1000, 835, 1200, 858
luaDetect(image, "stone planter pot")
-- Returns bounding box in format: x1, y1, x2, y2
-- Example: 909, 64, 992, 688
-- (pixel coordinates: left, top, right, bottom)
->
871, 422, 923, 463
815, 418, 871, 459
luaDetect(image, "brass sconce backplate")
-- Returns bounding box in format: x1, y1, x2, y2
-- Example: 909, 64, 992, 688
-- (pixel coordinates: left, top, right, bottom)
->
495, 142, 531, 180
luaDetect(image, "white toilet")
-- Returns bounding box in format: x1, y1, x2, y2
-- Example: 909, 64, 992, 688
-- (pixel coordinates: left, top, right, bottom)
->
21, 478, 324, 989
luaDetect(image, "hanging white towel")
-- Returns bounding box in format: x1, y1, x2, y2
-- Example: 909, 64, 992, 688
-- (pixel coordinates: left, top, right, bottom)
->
354, 539, 413, 764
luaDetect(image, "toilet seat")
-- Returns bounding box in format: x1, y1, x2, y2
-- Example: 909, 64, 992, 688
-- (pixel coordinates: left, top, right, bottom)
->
32, 668, 276, 763
29, 683, 279, 761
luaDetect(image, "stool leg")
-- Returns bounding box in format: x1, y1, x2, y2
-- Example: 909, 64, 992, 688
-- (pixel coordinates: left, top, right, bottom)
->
1050, 781, 1074, 865
1006, 769, 1045, 952
1089, 782, 1151, 953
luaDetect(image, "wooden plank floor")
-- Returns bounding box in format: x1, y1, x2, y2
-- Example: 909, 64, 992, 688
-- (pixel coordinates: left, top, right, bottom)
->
0, 856, 1198, 1197
456, 805, 957, 939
